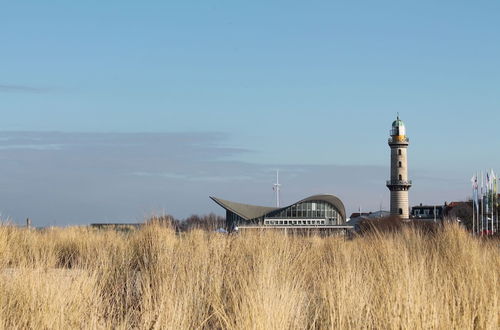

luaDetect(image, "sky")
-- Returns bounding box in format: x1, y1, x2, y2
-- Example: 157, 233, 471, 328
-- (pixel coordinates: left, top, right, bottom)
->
1, 1, 499, 226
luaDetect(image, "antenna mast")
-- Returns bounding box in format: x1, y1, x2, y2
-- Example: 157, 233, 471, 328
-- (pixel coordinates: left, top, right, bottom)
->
273, 170, 281, 207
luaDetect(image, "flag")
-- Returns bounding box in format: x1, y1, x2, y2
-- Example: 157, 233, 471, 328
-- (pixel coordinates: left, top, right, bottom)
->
493, 171, 498, 208
494, 172, 497, 196
486, 171, 490, 214
489, 169, 495, 211
481, 172, 484, 199
471, 174, 479, 208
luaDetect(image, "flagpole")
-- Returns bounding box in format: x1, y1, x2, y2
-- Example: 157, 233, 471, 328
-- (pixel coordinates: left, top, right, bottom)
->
493, 170, 496, 233
472, 201, 475, 235
489, 169, 492, 233
481, 171, 484, 235
486, 170, 489, 233
495, 171, 498, 233
495, 180, 497, 233
487, 170, 490, 233
490, 169, 493, 233
490, 170, 493, 233
472, 177, 475, 235
492, 170, 494, 233
484, 170, 487, 235
474, 172, 476, 235
477, 171, 480, 235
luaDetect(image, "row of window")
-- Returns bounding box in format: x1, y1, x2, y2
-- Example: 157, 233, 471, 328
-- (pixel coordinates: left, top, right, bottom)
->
267, 201, 340, 220
264, 219, 326, 226
413, 209, 441, 216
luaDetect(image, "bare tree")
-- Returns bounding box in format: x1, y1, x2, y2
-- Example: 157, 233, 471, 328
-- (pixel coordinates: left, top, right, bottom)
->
446, 201, 473, 229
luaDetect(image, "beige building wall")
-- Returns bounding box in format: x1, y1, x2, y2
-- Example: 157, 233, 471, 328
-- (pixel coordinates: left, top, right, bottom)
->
390, 147, 408, 182
389, 143, 410, 218
388, 140, 410, 218
390, 188, 409, 218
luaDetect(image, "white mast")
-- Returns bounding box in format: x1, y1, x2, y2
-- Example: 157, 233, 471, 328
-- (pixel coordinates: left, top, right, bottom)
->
481, 171, 484, 235
477, 171, 480, 235
273, 170, 281, 207
495, 170, 498, 233
472, 173, 476, 235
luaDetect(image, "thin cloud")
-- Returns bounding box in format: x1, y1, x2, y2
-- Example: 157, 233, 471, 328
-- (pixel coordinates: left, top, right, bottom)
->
0, 84, 50, 93
131, 171, 254, 182
0, 144, 63, 151
0, 131, 470, 226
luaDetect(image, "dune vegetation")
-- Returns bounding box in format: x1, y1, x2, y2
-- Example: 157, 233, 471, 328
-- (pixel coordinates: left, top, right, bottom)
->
0, 222, 498, 329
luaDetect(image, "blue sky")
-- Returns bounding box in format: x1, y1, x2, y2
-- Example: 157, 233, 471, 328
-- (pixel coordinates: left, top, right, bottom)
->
1, 1, 499, 225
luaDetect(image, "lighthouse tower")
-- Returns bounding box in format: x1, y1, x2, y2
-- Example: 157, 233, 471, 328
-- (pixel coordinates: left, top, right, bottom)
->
386, 116, 412, 218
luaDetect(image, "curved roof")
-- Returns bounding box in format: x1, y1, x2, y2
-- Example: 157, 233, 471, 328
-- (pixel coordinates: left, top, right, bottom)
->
210, 194, 346, 221
296, 194, 346, 220
392, 116, 405, 128
210, 197, 279, 220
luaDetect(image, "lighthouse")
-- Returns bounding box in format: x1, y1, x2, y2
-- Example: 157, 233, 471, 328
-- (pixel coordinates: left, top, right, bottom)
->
386, 116, 412, 218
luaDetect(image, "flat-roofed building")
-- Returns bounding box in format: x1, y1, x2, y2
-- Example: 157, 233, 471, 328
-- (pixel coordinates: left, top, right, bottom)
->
411, 204, 444, 220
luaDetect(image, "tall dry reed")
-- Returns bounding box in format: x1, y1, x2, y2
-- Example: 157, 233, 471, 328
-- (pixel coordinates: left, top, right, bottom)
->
0, 223, 498, 329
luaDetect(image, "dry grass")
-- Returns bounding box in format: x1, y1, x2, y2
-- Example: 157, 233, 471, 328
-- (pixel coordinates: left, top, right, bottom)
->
0, 223, 498, 329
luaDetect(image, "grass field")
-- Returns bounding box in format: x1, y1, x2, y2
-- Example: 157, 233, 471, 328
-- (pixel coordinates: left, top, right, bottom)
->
0, 223, 498, 329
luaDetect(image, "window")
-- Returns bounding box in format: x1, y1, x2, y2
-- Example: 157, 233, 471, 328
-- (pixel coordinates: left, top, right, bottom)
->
265, 201, 342, 223
399, 208, 403, 215
398, 149, 402, 155
398, 161, 402, 168
399, 174, 402, 180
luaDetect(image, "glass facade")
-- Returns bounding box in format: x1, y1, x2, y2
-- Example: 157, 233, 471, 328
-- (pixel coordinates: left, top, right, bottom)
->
264, 200, 342, 225
226, 210, 263, 230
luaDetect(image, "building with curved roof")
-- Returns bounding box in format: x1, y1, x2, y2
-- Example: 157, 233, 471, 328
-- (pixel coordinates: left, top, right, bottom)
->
210, 194, 347, 230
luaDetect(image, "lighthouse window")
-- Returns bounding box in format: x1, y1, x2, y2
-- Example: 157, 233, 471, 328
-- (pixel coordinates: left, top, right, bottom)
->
398, 161, 402, 168
399, 174, 402, 180
399, 208, 403, 215
398, 149, 402, 155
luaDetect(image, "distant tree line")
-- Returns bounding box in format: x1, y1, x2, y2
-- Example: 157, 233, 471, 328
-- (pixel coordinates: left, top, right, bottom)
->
147, 213, 225, 232
357, 216, 441, 235
446, 201, 473, 229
